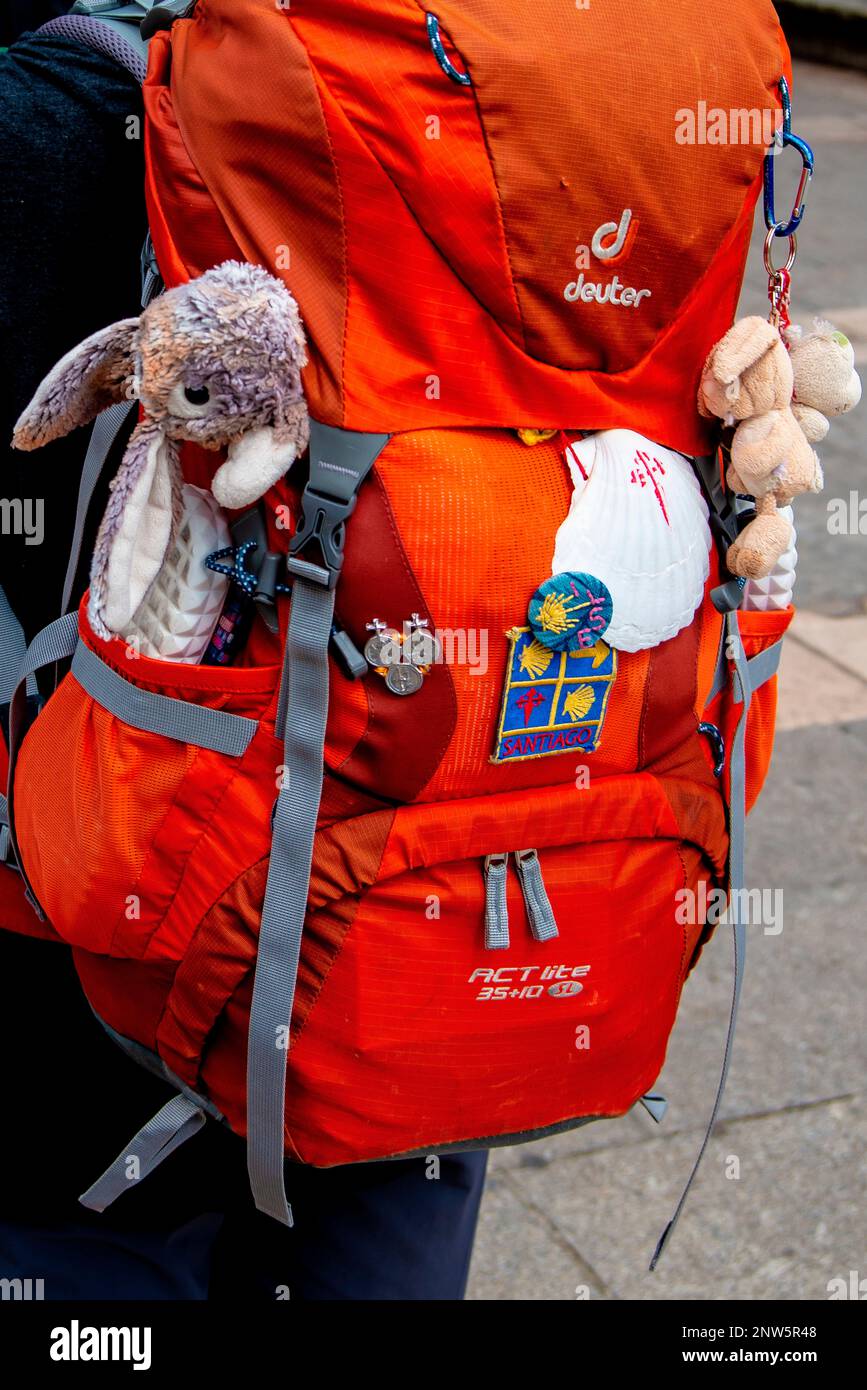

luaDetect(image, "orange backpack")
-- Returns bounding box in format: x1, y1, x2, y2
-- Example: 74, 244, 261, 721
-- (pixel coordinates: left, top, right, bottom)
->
3, 0, 794, 1265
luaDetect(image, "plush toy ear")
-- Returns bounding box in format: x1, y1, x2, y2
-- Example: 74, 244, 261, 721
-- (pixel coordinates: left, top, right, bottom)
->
211, 424, 303, 510
712, 317, 781, 393
13, 318, 138, 451
88, 420, 183, 639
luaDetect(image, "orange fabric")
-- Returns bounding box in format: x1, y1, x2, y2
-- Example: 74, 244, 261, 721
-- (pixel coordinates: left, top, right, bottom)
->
705, 604, 794, 815
13, 602, 281, 963
8, 4, 795, 1163
150, 0, 790, 451
0, 864, 63, 942
10, 427, 734, 1161
195, 775, 721, 1162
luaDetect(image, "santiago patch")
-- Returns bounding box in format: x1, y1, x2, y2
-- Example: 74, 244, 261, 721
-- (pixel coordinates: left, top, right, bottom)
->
492, 627, 617, 763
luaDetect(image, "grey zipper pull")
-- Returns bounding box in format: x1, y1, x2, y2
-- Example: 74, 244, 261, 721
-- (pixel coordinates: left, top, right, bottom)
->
483, 853, 510, 950
514, 848, 559, 942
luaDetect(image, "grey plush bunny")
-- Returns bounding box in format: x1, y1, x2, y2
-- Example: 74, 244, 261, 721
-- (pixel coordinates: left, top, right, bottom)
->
13, 260, 308, 639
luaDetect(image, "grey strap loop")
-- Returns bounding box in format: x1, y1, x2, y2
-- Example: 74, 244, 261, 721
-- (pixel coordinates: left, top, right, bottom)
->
79, 1093, 206, 1213
70, 641, 257, 755
246, 579, 336, 1225
708, 621, 783, 708
60, 400, 138, 618
747, 638, 783, 691
5, 613, 81, 908
708, 613, 729, 705
58, 229, 158, 620
0, 584, 36, 707
639, 1092, 668, 1124
484, 854, 510, 951
651, 609, 753, 1269
514, 848, 559, 943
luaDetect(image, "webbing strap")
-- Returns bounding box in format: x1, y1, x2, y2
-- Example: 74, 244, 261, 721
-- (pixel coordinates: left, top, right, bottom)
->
650, 615, 782, 1269
5, 613, 80, 904
246, 579, 335, 1225
708, 616, 729, 705
0, 585, 36, 708
0, 581, 37, 852
60, 400, 138, 618
639, 1092, 669, 1124
71, 641, 258, 755
246, 424, 386, 1225
79, 1093, 206, 1212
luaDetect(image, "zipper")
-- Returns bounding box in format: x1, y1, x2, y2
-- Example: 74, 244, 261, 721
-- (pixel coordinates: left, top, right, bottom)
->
483, 853, 510, 950
483, 849, 560, 949
514, 848, 560, 942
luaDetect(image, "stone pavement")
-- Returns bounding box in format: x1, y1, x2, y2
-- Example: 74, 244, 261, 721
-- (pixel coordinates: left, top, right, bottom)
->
467, 59, 867, 1300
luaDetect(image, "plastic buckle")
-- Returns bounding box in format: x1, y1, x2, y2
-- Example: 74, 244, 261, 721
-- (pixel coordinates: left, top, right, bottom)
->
140, 231, 163, 309
140, 0, 197, 40
287, 487, 358, 590
287, 424, 389, 589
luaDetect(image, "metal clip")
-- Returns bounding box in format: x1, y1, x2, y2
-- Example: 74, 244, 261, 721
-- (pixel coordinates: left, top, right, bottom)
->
763, 226, 797, 328
763, 77, 814, 238
698, 721, 726, 778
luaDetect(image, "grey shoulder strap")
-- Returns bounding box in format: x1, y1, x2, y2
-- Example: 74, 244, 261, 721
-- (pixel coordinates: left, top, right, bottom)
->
0, 587, 37, 861
247, 423, 389, 1225
39, 1, 196, 81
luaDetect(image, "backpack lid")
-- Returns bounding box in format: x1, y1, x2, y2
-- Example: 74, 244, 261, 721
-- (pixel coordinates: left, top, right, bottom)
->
147, 0, 791, 451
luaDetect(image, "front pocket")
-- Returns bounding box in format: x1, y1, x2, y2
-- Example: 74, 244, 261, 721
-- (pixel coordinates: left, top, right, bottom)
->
14, 611, 280, 960
284, 840, 715, 1165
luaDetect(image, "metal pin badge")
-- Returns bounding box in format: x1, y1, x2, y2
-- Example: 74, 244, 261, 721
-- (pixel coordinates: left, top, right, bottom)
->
385, 663, 425, 696
364, 618, 402, 668
404, 613, 442, 667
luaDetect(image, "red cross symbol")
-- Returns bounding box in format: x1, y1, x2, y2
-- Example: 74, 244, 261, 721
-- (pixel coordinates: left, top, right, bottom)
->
516, 688, 545, 726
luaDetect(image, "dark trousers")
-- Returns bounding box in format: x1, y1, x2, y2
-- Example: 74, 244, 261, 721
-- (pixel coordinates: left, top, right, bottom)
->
0, 1137, 488, 1301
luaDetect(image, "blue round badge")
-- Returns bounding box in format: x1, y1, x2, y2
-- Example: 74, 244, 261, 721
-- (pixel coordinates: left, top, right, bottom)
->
527, 572, 613, 652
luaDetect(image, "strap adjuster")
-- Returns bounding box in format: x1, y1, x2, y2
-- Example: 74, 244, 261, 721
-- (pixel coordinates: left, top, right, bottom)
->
287, 424, 390, 590
287, 487, 359, 590
140, 0, 197, 40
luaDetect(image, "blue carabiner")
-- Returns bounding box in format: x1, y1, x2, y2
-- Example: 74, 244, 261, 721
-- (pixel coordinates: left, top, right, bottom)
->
426, 13, 472, 86
763, 76, 814, 237
778, 72, 792, 134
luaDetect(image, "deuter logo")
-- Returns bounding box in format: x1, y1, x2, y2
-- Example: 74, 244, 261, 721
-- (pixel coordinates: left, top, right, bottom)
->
563, 208, 652, 310
470, 963, 590, 1001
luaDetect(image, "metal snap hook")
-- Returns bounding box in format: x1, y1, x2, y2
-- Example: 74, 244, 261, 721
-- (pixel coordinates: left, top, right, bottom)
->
763, 129, 814, 238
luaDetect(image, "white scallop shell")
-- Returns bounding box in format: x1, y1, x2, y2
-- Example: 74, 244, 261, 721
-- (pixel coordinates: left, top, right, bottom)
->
551, 429, 711, 652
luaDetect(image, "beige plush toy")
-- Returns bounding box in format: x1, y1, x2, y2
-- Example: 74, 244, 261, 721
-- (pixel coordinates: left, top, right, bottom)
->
698, 316, 794, 422
697, 314, 836, 579
785, 319, 862, 443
